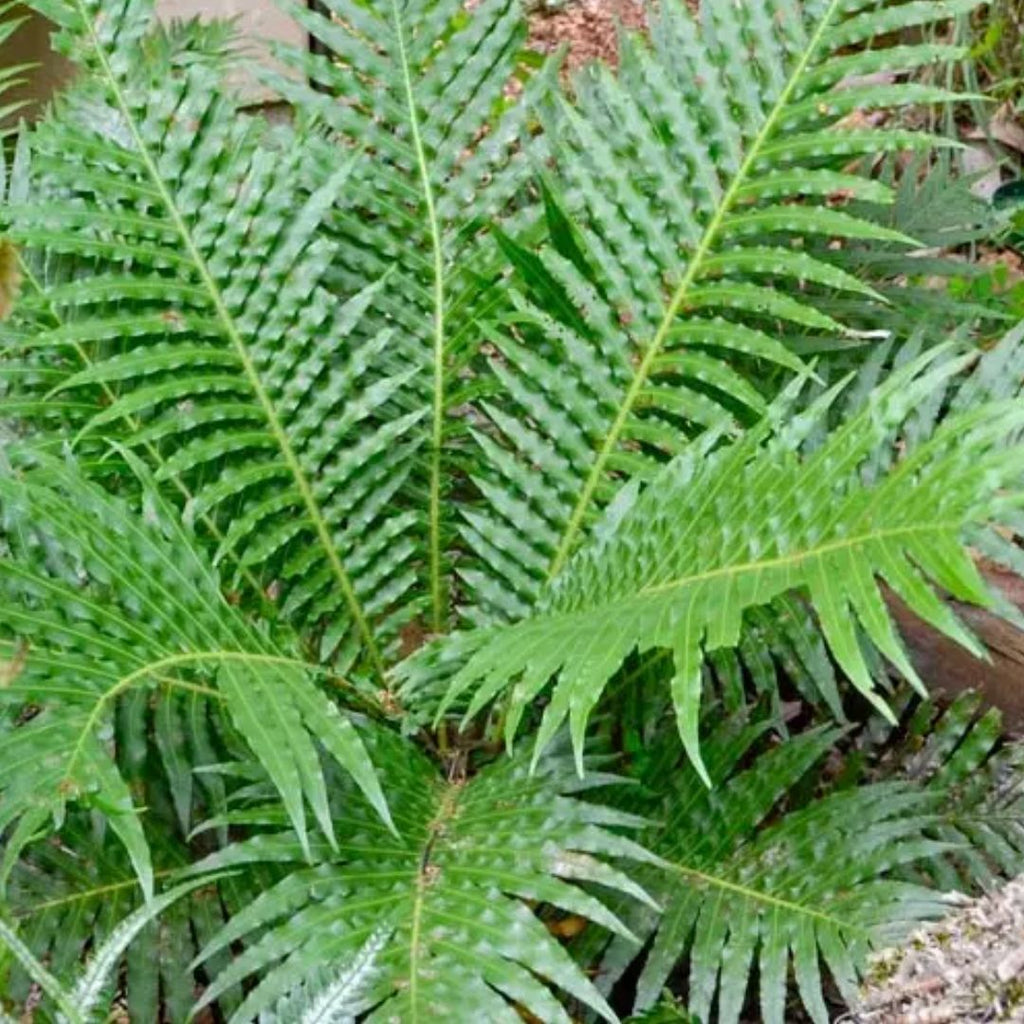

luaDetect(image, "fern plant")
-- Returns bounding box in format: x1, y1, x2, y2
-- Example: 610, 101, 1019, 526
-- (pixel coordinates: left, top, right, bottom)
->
2, 0, 1024, 1021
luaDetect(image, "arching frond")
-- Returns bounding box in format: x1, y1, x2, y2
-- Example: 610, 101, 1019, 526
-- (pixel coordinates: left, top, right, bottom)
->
0, 449, 391, 888
438, 349, 1024, 776
0, 0, 423, 676
595, 717, 952, 1024
459, 0, 983, 623
191, 729, 657, 1024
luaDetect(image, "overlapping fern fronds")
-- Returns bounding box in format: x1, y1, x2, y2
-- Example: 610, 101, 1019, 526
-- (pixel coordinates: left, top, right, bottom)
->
0, 0, 423, 675
266, 0, 557, 631
437, 350, 1024, 776
5, 0, 1024, 1022
186, 729, 656, 1023
0, 874, 220, 1024
0, 448, 390, 887
4, 818, 247, 1020
850, 688, 1024, 891
460, 0, 984, 622
594, 716, 954, 1024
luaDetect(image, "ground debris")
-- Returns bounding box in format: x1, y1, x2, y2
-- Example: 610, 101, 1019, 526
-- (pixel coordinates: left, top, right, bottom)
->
852, 876, 1024, 1022
527, 0, 648, 71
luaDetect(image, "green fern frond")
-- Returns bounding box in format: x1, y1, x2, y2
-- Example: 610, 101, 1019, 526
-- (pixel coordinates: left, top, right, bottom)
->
798, 155, 1011, 340
459, 0, 983, 623
190, 728, 657, 1023
258, 927, 389, 1024
0, 448, 391, 884
0, 874, 218, 1023
436, 347, 1024, 777
596, 717, 952, 1024
851, 689, 1024, 892
3, 797, 260, 1020
266, 0, 556, 632
2, 0, 424, 676
2, 1, 1021, 1020
70, 875, 234, 1022
0, 916, 82, 1023
832, 319, 1024, 572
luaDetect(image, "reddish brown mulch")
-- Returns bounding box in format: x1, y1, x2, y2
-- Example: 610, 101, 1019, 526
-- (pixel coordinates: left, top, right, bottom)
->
527, 0, 647, 71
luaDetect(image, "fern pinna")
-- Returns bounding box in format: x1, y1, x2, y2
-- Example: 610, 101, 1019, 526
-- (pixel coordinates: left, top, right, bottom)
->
1, 0, 1024, 1022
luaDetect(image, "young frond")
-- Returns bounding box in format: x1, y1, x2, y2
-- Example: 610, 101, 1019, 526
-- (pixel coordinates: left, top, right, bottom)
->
459, 0, 983, 623
190, 728, 657, 1023
435, 349, 1024, 777
596, 717, 952, 1024
826, 154, 1009, 334
0, 449, 391, 887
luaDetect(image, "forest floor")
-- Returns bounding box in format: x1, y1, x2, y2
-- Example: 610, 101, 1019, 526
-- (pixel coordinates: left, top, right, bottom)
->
855, 877, 1024, 1022
526, 0, 646, 70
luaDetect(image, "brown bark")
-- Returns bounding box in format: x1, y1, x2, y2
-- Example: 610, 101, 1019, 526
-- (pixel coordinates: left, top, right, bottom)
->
888, 562, 1024, 732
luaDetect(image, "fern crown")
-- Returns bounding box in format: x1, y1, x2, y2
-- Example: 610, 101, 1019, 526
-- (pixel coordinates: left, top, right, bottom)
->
1, 0, 1021, 1021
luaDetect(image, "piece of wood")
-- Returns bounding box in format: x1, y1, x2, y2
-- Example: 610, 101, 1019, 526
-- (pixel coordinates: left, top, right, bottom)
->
0, 7, 74, 128
888, 561, 1024, 732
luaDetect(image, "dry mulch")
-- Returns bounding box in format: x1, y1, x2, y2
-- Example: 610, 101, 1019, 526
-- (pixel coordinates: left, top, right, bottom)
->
527, 0, 647, 71
854, 877, 1024, 1022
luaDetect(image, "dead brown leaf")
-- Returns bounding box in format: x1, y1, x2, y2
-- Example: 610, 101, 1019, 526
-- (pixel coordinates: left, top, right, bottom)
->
0, 239, 21, 320
964, 101, 1024, 155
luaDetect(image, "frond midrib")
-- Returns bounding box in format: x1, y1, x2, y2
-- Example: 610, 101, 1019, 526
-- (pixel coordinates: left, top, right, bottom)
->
69, 0, 387, 684
542, 523, 958, 624
407, 780, 461, 1021
390, 0, 448, 634
664, 861, 871, 938
546, 0, 846, 579
12, 871, 178, 919
639, 521, 956, 599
